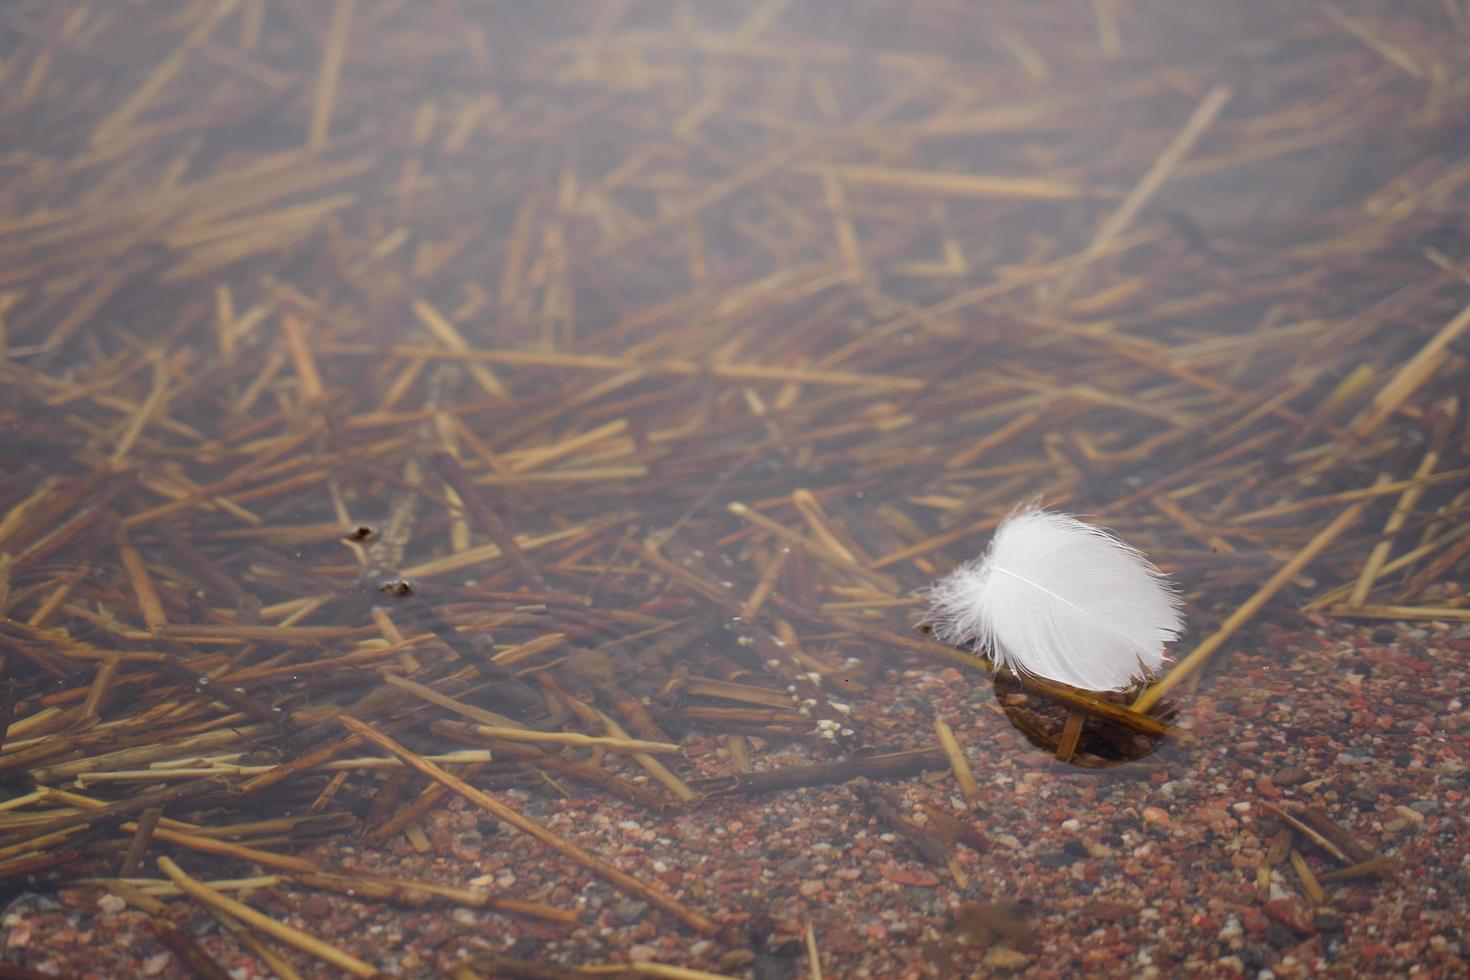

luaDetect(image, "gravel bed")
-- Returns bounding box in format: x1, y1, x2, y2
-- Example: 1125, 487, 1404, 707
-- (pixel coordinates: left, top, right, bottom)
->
4, 619, 1466, 978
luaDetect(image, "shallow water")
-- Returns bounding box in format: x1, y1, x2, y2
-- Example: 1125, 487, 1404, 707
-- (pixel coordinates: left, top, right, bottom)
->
1, 2, 1467, 977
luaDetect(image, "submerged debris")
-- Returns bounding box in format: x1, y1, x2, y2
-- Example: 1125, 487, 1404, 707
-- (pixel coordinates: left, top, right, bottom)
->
0, 1, 1465, 977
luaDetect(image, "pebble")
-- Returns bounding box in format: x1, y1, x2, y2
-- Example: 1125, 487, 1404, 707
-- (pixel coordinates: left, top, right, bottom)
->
141, 952, 172, 976
982, 946, 1030, 970
1141, 806, 1174, 830
302, 894, 333, 919
611, 899, 648, 924
1263, 899, 1316, 938
879, 864, 940, 887
1240, 908, 1270, 935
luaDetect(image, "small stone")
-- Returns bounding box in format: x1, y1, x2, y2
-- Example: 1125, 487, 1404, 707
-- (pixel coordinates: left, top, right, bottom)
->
718, 950, 756, 971
1089, 901, 1135, 922
302, 894, 333, 919
880, 864, 940, 887
798, 880, 824, 898
611, 899, 649, 924
1141, 806, 1174, 830
451, 908, 477, 926
982, 946, 1030, 970
142, 952, 172, 976
96, 894, 126, 915
1273, 767, 1310, 786
1263, 899, 1315, 938
1218, 915, 1243, 940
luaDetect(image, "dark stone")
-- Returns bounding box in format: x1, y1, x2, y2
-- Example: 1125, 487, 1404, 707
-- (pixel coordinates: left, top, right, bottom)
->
1264, 898, 1316, 938
752, 954, 799, 980
1314, 910, 1344, 932
1239, 945, 1267, 970
1265, 923, 1298, 949
611, 899, 649, 924
1273, 766, 1310, 786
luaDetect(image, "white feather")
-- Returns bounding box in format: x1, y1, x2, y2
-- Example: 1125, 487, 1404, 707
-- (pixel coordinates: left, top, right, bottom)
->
923, 506, 1184, 692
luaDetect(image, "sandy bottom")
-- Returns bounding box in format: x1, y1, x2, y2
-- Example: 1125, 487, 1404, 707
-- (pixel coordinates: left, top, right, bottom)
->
3, 617, 1466, 979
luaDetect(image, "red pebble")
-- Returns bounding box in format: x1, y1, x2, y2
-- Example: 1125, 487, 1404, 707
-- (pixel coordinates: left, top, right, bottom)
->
879, 863, 940, 887
1263, 899, 1316, 938
1240, 908, 1269, 935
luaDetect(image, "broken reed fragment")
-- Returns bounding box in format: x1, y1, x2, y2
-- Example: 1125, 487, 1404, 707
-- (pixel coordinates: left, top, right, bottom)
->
450, 953, 741, 979
433, 720, 680, 755
1134, 502, 1365, 712
132, 820, 576, 923
932, 720, 982, 804
149, 916, 234, 980
690, 747, 948, 796
337, 714, 721, 934
1251, 800, 1393, 907
158, 856, 378, 977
